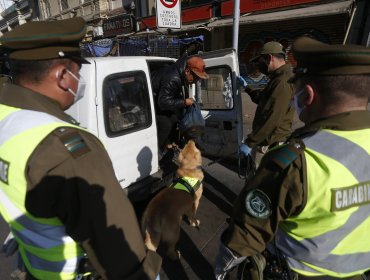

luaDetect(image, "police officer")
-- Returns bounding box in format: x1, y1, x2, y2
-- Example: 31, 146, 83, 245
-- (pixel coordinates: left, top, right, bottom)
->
0, 18, 161, 279
238, 41, 295, 156
214, 36, 370, 279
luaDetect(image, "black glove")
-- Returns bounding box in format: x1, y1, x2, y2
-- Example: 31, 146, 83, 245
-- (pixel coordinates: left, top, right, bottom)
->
214, 232, 246, 280
1, 232, 18, 257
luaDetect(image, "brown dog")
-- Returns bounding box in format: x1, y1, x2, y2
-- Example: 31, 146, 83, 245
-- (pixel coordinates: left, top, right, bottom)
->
141, 140, 204, 260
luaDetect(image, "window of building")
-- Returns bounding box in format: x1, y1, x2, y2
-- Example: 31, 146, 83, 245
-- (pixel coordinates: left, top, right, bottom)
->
61, 0, 69, 10
103, 71, 152, 136
197, 66, 234, 110
44, 0, 52, 17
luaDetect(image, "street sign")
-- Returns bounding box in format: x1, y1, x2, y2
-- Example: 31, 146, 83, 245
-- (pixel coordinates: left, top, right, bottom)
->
103, 14, 134, 37
156, 0, 181, 29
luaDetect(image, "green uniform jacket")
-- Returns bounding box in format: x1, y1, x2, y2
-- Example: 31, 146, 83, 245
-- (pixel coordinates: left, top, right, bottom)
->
225, 111, 370, 258
246, 64, 295, 148
0, 84, 161, 280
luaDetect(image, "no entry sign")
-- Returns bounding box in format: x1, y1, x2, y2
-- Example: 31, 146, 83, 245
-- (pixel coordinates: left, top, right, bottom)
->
156, 0, 181, 29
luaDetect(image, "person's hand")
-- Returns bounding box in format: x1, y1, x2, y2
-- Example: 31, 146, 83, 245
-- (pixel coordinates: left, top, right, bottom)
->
184, 98, 194, 107
239, 143, 252, 157
237, 76, 249, 89
214, 239, 247, 280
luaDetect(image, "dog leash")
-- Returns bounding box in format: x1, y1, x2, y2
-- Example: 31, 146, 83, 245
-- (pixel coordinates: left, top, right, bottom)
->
202, 151, 238, 169
201, 151, 256, 180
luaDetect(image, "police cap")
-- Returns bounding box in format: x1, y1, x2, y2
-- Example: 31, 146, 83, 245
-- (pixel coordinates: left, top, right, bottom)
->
0, 17, 89, 64
250, 41, 285, 62
289, 36, 370, 82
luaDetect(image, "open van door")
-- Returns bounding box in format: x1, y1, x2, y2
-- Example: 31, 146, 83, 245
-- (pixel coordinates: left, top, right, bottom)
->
197, 49, 243, 158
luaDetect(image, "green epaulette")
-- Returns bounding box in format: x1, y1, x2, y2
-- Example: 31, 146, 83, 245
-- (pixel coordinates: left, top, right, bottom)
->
269, 141, 304, 170
57, 129, 90, 158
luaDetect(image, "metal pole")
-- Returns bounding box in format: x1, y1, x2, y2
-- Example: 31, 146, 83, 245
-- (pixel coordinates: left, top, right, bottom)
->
343, 3, 357, 45
232, 0, 240, 52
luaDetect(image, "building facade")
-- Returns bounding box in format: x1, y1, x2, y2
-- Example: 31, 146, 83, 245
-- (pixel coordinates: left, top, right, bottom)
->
1, 0, 369, 60
0, 0, 39, 35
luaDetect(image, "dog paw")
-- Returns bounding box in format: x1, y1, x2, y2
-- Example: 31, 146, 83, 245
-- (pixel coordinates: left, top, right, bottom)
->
189, 219, 200, 228
168, 250, 181, 260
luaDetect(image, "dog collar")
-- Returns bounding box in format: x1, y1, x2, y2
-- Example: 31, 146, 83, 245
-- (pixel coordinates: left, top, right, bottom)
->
170, 176, 202, 197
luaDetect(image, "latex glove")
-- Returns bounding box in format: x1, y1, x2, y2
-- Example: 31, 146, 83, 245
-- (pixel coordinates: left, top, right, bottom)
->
239, 143, 252, 157
237, 76, 249, 89
214, 240, 247, 280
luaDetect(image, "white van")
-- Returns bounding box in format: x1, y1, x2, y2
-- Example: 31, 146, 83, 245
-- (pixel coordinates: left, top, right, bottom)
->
66, 49, 244, 200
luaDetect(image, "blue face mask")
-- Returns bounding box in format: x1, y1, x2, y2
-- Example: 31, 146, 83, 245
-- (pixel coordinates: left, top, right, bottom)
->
293, 88, 306, 116
66, 70, 86, 103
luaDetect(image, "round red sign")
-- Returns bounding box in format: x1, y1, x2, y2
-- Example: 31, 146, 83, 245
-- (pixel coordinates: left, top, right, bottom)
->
160, 0, 178, 9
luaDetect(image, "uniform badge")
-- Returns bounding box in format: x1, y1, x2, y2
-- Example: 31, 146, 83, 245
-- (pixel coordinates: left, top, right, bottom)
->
58, 130, 90, 159
245, 189, 271, 219
0, 157, 9, 185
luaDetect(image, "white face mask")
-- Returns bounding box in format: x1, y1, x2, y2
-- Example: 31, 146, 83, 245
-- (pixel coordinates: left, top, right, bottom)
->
293, 88, 306, 117
66, 69, 86, 103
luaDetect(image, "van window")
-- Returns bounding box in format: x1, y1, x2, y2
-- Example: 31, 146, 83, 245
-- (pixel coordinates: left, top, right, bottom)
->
103, 71, 152, 137
197, 66, 233, 110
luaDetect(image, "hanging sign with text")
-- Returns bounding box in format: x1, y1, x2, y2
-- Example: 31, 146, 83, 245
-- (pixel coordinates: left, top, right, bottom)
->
156, 0, 181, 29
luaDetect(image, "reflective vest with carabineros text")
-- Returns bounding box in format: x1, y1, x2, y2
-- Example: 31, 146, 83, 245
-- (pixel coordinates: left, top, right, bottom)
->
276, 128, 370, 277
0, 105, 86, 280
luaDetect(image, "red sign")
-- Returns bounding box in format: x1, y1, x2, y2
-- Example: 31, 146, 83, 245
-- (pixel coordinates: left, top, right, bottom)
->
223, 0, 320, 15
142, 0, 321, 29
160, 0, 178, 9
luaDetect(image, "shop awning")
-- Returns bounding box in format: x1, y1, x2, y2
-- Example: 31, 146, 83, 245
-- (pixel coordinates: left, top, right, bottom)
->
177, 0, 354, 31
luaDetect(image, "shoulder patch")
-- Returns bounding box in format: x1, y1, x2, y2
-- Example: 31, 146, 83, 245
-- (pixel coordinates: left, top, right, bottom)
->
269, 142, 304, 170
245, 189, 271, 219
57, 128, 90, 158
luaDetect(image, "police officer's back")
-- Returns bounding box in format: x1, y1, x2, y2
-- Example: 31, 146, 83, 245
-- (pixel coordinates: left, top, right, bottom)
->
0, 18, 161, 280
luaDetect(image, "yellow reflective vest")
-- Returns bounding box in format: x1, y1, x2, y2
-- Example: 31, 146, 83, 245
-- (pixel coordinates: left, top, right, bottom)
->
0, 105, 85, 280
276, 128, 370, 277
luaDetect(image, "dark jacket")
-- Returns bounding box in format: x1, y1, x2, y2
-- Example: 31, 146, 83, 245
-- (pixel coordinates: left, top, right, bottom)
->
246, 63, 295, 148
151, 55, 188, 114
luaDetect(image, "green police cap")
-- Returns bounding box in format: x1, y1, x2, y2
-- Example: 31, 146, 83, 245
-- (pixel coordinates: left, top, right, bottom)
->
250, 41, 285, 62
0, 17, 89, 64
289, 36, 370, 82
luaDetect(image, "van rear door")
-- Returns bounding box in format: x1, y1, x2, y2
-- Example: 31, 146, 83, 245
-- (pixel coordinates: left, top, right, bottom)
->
197, 49, 243, 158
81, 57, 164, 189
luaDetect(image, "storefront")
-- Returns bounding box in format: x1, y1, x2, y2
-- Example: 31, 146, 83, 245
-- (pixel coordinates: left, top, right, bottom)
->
141, 0, 355, 62
83, 0, 357, 63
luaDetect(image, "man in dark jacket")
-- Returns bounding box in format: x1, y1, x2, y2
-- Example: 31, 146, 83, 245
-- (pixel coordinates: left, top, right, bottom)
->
151, 55, 208, 153
238, 41, 295, 158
